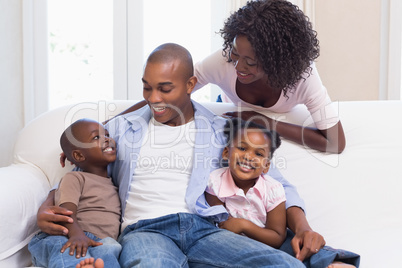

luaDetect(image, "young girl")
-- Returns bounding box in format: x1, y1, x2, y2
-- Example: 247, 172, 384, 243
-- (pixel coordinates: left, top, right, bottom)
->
205, 118, 286, 248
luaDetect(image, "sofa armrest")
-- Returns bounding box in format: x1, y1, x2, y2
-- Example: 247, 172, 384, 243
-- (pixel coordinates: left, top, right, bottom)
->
0, 164, 50, 266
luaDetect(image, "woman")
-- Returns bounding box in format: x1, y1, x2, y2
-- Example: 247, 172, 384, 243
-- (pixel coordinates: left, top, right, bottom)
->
194, 0, 345, 154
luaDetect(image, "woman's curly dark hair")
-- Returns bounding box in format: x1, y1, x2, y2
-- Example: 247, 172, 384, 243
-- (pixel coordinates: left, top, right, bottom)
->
220, 0, 320, 97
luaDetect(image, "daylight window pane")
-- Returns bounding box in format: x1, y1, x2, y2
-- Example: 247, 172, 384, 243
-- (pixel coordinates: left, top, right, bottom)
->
143, 0, 213, 102
48, 0, 113, 109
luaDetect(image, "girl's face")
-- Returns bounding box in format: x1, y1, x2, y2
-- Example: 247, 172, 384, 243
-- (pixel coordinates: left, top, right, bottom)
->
223, 128, 271, 185
230, 35, 267, 84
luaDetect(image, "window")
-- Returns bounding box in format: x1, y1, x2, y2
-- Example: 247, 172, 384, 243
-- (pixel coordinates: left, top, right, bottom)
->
45, 0, 226, 111
47, 0, 113, 110
142, 0, 215, 102
122, 0, 227, 102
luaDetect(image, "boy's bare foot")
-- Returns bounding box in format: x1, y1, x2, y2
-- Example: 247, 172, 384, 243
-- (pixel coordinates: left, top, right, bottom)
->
327, 261, 356, 268
76, 257, 104, 268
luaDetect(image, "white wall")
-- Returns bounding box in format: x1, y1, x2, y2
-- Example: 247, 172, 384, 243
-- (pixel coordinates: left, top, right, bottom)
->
314, 0, 382, 101
0, 0, 24, 167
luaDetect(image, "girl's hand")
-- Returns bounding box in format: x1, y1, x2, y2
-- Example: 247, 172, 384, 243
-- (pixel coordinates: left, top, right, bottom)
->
218, 217, 247, 234
60, 233, 103, 258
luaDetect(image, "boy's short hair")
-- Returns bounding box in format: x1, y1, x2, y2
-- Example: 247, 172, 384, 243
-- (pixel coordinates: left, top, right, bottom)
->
60, 118, 97, 166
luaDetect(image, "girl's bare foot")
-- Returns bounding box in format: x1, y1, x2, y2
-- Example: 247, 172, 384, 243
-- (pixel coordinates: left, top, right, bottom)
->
327, 261, 356, 268
76, 257, 104, 268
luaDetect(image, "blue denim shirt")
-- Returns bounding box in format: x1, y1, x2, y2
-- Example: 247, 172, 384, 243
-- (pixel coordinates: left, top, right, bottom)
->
105, 100, 305, 223
106, 101, 228, 222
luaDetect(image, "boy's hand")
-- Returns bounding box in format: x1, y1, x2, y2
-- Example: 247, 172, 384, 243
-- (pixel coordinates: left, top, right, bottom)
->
60, 233, 103, 258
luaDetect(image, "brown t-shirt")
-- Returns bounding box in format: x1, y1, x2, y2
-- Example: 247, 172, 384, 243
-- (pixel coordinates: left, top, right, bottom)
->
55, 171, 121, 240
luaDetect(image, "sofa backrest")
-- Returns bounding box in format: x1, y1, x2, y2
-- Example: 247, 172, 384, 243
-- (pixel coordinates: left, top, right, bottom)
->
13, 100, 134, 187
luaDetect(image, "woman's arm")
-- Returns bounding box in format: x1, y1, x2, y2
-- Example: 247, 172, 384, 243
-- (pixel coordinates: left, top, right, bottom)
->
224, 111, 345, 153
286, 206, 326, 261
274, 119, 345, 154
59, 202, 102, 258
219, 202, 287, 249
37, 190, 74, 235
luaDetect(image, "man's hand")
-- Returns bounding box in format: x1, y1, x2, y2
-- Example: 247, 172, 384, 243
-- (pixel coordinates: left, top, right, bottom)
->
60, 152, 74, 168
37, 204, 73, 236
291, 229, 325, 261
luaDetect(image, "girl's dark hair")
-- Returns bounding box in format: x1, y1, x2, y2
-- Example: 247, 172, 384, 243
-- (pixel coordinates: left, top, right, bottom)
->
223, 117, 281, 159
220, 0, 320, 98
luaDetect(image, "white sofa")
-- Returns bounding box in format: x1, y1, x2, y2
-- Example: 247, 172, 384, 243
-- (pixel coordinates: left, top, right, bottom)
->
1, 100, 401, 267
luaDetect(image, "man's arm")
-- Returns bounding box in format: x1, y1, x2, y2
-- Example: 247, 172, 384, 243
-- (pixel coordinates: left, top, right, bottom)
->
103, 100, 147, 124
37, 190, 74, 235
287, 206, 326, 261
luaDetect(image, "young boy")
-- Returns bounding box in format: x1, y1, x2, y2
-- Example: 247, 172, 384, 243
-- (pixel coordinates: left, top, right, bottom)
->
205, 117, 287, 249
29, 118, 121, 268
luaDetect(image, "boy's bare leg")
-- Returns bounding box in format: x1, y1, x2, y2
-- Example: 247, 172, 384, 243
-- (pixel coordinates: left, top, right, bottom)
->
327, 262, 356, 268
75, 257, 104, 268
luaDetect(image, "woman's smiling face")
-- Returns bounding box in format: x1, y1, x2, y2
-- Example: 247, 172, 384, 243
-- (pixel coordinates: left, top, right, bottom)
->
230, 35, 267, 84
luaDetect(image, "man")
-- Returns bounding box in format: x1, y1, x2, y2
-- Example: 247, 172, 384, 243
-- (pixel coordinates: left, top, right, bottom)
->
37, 43, 303, 267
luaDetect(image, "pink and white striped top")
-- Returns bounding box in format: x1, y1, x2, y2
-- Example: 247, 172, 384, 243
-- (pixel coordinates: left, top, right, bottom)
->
206, 168, 286, 228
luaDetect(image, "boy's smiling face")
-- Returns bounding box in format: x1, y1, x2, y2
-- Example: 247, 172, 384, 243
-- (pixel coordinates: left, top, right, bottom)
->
71, 121, 117, 168
223, 128, 271, 186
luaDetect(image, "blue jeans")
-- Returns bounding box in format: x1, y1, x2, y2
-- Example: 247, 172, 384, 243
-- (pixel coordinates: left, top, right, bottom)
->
118, 213, 304, 268
28, 231, 121, 268
279, 230, 361, 268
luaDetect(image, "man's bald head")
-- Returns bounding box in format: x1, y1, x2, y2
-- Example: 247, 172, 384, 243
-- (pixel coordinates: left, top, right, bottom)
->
147, 43, 194, 80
